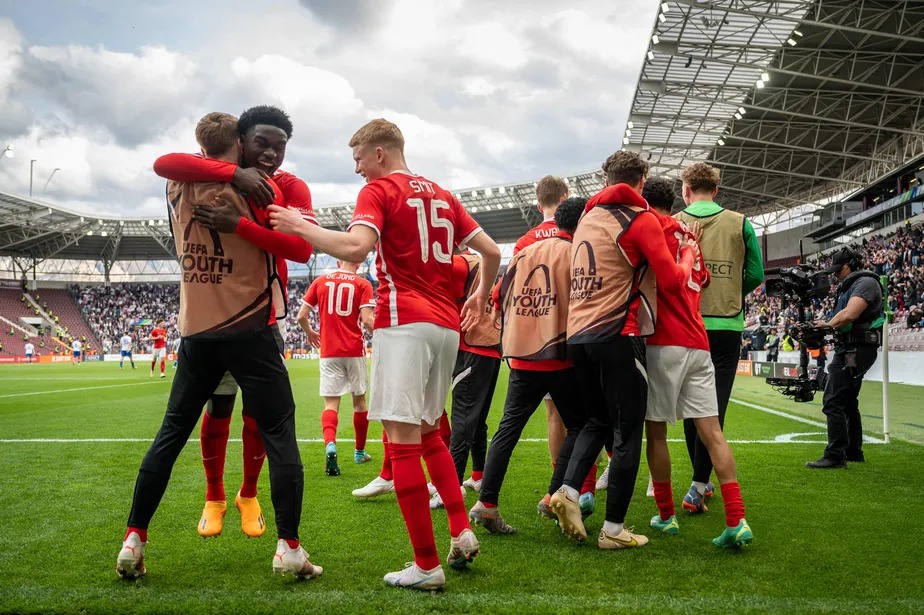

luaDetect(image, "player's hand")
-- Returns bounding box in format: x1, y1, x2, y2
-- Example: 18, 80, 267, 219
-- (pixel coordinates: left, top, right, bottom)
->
684, 235, 701, 259
307, 328, 321, 349
268, 205, 305, 235
687, 220, 703, 243
193, 201, 241, 233
233, 167, 274, 207
460, 293, 485, 332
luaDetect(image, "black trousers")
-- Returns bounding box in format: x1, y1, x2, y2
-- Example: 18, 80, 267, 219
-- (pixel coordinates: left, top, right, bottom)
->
127, 327, 304, 539
480, 367, 585, 506
449, 350, 501, 482
822, 347, 878, 461
563, 337, 647, 524
684, 329, 740, 484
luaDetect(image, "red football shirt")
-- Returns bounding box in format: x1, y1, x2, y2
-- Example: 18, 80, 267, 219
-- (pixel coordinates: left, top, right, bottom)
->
452, 254, 502, 359
303, 271, 374, 358
647, 213, 710, 351
513, 218, 557, 255
151, 328, 167, 349
349, 172, 482, 331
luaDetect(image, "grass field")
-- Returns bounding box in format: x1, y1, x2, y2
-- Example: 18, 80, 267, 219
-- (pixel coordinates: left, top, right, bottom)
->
1, 361, 922, 614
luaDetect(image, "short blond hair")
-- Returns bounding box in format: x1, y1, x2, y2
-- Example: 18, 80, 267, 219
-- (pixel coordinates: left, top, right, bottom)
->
601, 150, 648, 186
536, 175, 569, 207
681, 162, 720, 193
195, 112, 239, 157
348, 119, 405, 152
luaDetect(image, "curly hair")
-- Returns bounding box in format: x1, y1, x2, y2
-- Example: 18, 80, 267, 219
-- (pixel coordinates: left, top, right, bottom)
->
681, 162, 720, 193
601, 150, 648, 187
238, 105, 293, 138
641, 176, 676, 211
555, 196, 586, 233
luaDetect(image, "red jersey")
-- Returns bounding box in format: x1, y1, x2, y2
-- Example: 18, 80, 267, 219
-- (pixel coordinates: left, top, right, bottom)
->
303, 271, 374, 358
349, 172, 481, 330
513, 218, 558, 255
647, 213, 710, 350
452, 254, 501, 359
151, 328, 167, 349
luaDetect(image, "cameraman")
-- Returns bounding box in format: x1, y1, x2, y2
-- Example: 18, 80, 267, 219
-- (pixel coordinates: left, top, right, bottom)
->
807, 248, 883, 470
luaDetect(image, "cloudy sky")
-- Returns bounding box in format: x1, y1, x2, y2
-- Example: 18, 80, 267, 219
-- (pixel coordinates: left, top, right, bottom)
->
0, 0, 656, 217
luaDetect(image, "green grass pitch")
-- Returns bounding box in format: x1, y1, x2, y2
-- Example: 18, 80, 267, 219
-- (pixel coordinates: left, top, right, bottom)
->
1, 361, 922, 614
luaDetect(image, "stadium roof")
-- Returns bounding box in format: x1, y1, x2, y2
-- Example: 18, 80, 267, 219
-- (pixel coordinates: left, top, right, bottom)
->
4, 0, 924, 269
626, 0, 924, 216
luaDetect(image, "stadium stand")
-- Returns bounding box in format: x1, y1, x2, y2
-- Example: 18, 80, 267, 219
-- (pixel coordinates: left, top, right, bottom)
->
70, 284, 177, 353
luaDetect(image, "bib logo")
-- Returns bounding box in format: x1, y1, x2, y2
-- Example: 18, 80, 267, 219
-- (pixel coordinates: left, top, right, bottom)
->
571, 240, 602, 299
706, 260, 734, 279
513, 264, 557, 317
181, 224, 233, 284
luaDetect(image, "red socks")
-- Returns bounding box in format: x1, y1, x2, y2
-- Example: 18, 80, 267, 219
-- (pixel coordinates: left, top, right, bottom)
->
721, 482, 746, 527
379, 430, 393, 481
653, 481, 675, 521
125, 527, 147, 542
353, 411, 369, 451
285, 539, 299, 549
200, 413, 231, 501
580, 465, 597, 495
471, 470, 483, 481
321, 409, 338, 445
390, 442, 440, 570
240, 414, 264, 498
439, 412, 451, 448
422, 430, 471, 538
160, 360, 165, 375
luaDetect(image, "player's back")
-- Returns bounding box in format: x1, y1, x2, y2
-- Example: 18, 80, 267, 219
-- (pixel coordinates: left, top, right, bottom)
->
309, 271, 373, 358
121, 335, 132, 350
352, 172, 480, 331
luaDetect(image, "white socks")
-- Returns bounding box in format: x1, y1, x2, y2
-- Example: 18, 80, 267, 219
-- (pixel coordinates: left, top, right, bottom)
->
603, 521, 624, 535
692, 481, 708, 496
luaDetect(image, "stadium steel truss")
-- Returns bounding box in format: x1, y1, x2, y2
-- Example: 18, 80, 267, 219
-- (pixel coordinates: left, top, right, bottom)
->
1, 0, 923, 281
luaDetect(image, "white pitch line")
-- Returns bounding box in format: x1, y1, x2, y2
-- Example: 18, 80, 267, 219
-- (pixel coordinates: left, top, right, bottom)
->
730, 397, 886, 444
0, 437, 845, 445
0, 381, 162, 399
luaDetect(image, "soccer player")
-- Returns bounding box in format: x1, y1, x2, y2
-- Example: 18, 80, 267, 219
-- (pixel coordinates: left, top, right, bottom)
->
71, 338, 82, 366
115, 112, 320, 580
24, 341, 34, 364
119, 333, 135, 370
149, 320, 167, 378
675, 163, 764, 513
549, 151, 696, 549
157, 106, 314, 540
269, 118, 500, 591
469, 197, 587, 535
642, 176, 752, 548
297, 261, 375, 475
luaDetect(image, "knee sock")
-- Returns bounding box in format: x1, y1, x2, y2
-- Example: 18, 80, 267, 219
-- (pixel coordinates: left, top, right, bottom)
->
321, 410, 338, 445
200, 413, 231, 501
240, 414, 265, 498
653, 481, 674, 521
380, 430, 394, 481
580, 465, 597, 496
721, 482, 746, 527
353, 411, 369, 451
439, 412, 451, 448
390, 442, 440, 570
422, 430, 471, 538
160, 360, 165, 374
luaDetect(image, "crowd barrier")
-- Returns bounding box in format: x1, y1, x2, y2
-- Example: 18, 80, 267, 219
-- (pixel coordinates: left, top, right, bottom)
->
740, 350, 924, 386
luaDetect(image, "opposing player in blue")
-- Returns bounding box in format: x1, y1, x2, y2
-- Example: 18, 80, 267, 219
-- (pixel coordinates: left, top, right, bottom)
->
120, 333, 136, 370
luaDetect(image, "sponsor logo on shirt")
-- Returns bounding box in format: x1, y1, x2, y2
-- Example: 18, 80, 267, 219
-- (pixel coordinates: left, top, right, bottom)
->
513, 264, 558, 317
570, 241, 603, 300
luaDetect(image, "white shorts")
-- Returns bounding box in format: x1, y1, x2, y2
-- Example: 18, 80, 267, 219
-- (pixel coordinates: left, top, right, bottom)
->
368, 322, 460, 426
645, 345, 719, 425
320, 356, 368, 397
154, 347, 167, 360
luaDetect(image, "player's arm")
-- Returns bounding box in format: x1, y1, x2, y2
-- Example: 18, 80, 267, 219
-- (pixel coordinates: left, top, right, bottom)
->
359, 306, 374, 333
624, 213, 695, 293
153, 153, 275, 206
268, 206, 376, 263
742, 219, 765, 295
298, 283, 322, 348
296, 302, 315, 335
278, 175, 318, 226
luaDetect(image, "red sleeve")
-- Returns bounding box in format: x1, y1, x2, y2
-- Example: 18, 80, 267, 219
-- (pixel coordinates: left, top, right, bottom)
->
349, 183, 386, 237
153, 153, 236, 183
451, 196, 481, 246
302, 280, 319, 308
620, 213, 693, 294
491, 280, 501, 308
278, 175, 317, 225
359, 280, 375, 307
235, 219, 312, 263
512, 235, 526, 255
